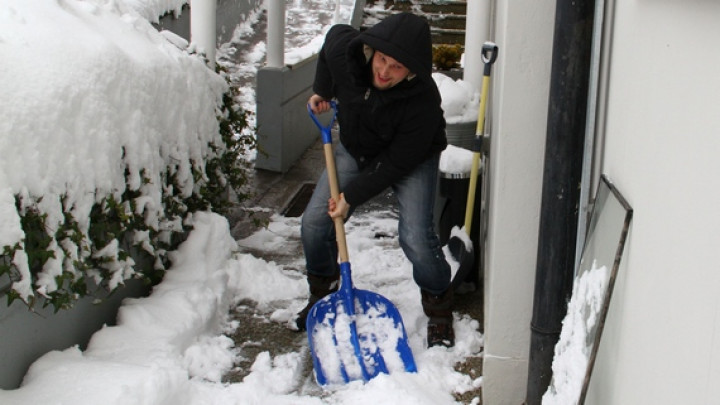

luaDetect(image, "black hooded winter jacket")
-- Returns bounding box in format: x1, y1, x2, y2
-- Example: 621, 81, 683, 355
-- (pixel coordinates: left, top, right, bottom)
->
312, 12, 447, 207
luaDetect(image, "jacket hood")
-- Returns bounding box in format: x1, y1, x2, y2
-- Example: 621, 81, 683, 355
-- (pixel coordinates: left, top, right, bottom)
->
348, 12, 433, 83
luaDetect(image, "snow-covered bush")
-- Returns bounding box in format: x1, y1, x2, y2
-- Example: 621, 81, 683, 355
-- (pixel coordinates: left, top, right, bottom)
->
0, 0, 253, 311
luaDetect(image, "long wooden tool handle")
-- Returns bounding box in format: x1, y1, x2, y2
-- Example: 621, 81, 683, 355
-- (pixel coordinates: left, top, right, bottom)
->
323, 143, 350, 263
464, 42, 499, 234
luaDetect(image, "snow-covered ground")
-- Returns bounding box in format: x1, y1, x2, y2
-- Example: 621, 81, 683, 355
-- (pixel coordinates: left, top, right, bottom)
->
0, 0, 593, 402
0, 0, 487, 404
0, 209, 487, 404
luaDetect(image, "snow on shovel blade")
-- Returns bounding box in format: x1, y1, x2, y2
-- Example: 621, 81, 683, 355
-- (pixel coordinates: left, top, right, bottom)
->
306, 272, 417, 386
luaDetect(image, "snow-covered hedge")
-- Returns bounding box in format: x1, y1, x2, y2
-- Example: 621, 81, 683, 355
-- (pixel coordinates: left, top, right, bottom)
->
0, 0, 252, 310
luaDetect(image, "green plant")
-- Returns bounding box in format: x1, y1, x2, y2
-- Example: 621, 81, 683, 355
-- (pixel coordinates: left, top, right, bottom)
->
0, 73, 254, 311
432, 44, 464, 70
187, 85, 255, 216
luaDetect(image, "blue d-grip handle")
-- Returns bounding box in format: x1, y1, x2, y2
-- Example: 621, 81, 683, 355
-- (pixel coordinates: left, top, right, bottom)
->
307, 101, 338, 145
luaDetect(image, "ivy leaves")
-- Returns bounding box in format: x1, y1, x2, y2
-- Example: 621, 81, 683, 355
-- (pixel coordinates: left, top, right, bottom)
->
1, 82, 253, 311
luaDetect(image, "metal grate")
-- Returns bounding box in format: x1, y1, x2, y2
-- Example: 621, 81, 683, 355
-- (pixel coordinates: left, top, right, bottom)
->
282, 183, 316, 217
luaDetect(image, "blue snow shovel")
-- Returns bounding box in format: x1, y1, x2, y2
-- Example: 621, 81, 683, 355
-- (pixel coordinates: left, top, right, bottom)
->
306, 103, 417, 387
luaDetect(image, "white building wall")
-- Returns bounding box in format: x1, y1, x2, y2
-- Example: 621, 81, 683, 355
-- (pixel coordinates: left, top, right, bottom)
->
481, 0, 556, 403
585, 1, 720, 404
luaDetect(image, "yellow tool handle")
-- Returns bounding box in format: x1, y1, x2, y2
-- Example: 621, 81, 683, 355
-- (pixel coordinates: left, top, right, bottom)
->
464, 74, 491, 234
463, 42, 498, 234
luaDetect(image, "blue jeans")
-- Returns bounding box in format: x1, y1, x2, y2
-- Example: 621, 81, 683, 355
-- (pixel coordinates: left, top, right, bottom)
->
300, 142, 451, 295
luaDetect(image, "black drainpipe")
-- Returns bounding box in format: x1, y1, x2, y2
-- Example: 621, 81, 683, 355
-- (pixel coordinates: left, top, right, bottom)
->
526, 0, 595, 403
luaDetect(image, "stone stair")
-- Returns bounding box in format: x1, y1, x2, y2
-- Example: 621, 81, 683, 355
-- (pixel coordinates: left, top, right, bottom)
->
362, 0, 468, 46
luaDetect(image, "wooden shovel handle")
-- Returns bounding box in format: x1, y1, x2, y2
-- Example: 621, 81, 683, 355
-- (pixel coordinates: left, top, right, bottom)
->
323, 143, 350, 263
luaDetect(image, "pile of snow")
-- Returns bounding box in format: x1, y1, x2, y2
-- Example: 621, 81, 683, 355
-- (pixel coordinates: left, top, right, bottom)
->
0, 0, 227, 299
121, 0, 187, 22
434, 73, 481, 124
0, 211, 485, 404
440, 144, 475, 175
542, 261, 610, 404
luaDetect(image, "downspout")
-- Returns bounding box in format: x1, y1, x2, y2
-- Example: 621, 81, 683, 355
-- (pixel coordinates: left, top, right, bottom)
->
525, 0, 595, 403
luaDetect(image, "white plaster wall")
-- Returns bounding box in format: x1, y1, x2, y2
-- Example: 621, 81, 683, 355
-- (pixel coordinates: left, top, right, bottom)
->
481, 1, 556, 403
585, 1, 720, 404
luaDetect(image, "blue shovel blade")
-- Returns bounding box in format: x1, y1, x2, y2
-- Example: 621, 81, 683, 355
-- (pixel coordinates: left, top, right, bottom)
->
306, 288, 417, 387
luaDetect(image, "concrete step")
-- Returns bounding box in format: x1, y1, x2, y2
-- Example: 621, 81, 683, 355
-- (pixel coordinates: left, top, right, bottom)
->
363, 0, 467, 46
368, 0, 467, 16
366, 8, 467, 30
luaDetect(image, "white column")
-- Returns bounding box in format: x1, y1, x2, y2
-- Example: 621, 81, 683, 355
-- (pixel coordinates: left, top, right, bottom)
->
482, 0, 556, 403
266, 0, 285, 68
190, 0, 217, 69
463, 0, 491, 90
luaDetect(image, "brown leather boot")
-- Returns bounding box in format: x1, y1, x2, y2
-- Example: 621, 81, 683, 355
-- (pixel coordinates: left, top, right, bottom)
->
293, 272, 339, 331
421, 288, 455, 348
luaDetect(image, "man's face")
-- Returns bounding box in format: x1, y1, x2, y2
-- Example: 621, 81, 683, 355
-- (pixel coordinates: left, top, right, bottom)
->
371, 51, 410, 90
